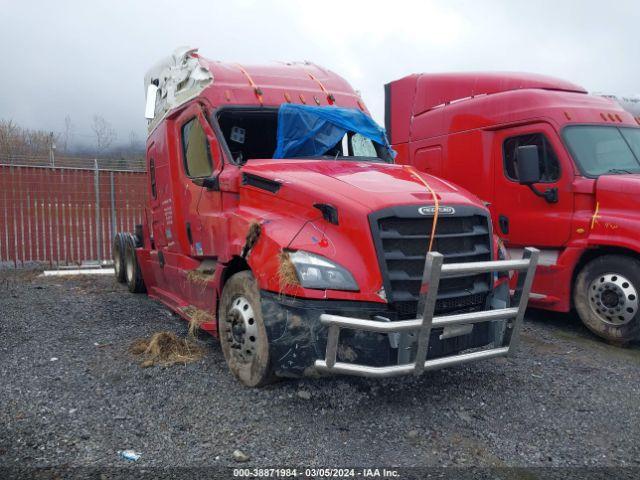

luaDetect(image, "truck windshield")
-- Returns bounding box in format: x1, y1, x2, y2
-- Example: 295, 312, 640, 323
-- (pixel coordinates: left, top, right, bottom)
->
215, 106, 393, 164
563, 126, 640, 176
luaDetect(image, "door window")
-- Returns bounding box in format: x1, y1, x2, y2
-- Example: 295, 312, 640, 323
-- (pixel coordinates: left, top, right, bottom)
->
503, 133, 560, 183
181, 118, 213, 177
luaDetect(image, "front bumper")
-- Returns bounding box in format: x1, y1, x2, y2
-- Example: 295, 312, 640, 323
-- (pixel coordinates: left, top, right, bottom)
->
261, 248, 538, 378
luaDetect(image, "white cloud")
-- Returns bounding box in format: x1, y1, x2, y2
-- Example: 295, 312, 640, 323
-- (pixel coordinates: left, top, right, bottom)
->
0, 0, 637, 141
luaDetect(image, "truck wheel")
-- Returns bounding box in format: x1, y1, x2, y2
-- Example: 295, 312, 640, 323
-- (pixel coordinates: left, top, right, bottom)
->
218, 271, 275, 387
124, 235, 146, 294
574, 255, 640, 343
112, 233, 126, 283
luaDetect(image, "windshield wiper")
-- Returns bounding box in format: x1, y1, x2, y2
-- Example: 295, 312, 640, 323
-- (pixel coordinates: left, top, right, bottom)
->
605, 168, 635, 174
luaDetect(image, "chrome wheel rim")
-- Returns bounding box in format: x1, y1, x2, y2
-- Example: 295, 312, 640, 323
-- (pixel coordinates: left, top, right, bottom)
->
225, 296, 258, 363
588, 273, 638, 326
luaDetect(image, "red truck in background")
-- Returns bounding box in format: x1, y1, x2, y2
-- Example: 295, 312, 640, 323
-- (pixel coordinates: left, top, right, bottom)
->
113, 48, 538, 387
386, 72, 640, 343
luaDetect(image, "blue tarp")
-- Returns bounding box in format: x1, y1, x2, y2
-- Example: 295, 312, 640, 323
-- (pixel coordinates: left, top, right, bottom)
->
273, 104, 395, 159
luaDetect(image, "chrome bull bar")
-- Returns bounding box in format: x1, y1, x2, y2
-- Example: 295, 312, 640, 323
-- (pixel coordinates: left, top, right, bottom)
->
314, 247, 539, 378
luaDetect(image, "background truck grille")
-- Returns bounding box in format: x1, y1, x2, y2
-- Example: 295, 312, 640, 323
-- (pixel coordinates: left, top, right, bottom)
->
370, 207, 492, 320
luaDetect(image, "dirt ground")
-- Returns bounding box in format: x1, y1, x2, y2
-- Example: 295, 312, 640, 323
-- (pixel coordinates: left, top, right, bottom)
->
1, 271, 639, 478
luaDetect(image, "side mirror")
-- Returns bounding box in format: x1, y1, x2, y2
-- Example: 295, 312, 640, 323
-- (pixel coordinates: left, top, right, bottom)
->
145, 84, 159, 120
515, 145, 558, 203
516, 145, 541, 185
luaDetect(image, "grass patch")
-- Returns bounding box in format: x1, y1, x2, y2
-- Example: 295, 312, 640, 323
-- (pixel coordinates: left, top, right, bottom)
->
277, 250, 300, 293
129, 331, 203, 368
182, 306, 215, 337
186, 269, 215, 285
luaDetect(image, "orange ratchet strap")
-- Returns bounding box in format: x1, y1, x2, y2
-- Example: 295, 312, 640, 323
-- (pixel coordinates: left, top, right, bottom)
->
236, 63, 263, 105
404, 165, 440, 253
305, 69, 336, 105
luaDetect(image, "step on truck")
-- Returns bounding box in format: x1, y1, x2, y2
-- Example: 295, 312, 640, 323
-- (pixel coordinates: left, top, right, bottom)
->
386, 72, 640, 343
113, 48, 538, 386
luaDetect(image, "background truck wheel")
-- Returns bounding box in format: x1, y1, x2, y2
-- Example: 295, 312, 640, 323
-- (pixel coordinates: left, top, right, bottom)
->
574, 255, 640, 344
124, 235, 146, 294
218, 271, 275, 387
112, 233, 127, 283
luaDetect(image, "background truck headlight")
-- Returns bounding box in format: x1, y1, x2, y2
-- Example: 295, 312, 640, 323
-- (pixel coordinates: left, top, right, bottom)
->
288, 251, 359, 291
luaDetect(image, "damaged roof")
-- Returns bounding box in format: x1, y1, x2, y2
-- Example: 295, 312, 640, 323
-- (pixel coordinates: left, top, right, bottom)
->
144, 47, 365, 133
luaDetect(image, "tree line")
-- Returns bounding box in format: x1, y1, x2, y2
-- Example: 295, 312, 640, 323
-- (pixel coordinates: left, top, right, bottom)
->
0, 115, 145, 161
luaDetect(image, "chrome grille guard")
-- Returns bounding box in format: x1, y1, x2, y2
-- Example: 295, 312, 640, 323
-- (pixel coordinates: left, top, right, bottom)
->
314, 248, 539, 378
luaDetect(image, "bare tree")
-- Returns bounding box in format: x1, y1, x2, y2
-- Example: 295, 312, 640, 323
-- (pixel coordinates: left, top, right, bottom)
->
91, 115, 116, 155
62, 115, 74, 153
0, 119, 56, 159
0, 120, 19, 157
128, 130, 141, 152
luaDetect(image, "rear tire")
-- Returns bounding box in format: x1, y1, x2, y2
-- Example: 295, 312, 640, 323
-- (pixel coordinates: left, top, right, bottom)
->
574, 255, 640, 344
124, 235, 146, 294
112, 233, 126, 283
218, 271, 275, 387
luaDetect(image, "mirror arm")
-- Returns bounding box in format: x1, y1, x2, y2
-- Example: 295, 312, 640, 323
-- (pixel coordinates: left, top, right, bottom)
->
527, 184, 558, 203
192, 175, 220, 191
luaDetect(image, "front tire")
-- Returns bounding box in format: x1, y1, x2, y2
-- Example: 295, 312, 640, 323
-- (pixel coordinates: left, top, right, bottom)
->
218, 271, 275, 387
574, 255, 640, 343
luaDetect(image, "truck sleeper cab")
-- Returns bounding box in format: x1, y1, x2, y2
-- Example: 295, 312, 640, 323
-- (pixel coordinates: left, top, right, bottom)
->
386, 72, 640, 343
114, 49, 538, 386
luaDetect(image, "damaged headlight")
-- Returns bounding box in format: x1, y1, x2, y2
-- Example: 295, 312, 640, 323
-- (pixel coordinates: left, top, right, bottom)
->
288, 251, 359, 291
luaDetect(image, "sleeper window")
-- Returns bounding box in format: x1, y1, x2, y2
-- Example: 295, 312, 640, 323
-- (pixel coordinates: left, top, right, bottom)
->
149, 158, 157, 199
182, 118, 212, 177
503, 133, 560, 183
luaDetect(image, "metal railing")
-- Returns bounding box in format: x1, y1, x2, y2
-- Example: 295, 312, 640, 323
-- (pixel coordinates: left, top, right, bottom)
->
0, 153, 146, 172
315, 247, 539, 377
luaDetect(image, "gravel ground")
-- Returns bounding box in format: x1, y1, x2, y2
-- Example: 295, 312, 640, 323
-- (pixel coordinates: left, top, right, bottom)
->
1, 271, 639, 474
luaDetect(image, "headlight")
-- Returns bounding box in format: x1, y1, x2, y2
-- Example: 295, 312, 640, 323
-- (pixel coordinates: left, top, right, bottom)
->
288, 251, 359, 291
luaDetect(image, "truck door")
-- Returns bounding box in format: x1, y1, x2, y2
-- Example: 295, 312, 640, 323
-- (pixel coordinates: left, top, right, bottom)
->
175, 104, 223, 258
491, 124, 574, 248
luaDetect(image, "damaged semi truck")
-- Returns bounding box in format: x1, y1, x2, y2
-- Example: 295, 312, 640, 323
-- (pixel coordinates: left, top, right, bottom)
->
113, 48, 538, 386
386, 72, 640, 343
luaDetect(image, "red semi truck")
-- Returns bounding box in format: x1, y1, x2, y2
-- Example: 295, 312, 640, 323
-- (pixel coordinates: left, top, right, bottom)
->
113, 49, 538, 386
386, 72, 640, 343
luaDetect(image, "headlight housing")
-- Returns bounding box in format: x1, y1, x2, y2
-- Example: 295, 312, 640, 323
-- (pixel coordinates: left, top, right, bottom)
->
287, 251, 359, 291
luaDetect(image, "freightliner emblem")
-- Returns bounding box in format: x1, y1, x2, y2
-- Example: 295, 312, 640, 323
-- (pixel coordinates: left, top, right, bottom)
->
418, 206, 456, 216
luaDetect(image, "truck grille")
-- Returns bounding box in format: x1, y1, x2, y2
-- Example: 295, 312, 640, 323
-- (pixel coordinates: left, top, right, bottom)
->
370, 206, 492, 319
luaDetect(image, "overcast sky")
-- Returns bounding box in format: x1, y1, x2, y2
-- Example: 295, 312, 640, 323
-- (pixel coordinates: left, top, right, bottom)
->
1, 0, 638, 146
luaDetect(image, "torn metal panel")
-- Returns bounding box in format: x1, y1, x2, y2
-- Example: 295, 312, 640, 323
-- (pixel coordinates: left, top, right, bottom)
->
241, 221, 262, 258
144, 46, 213, 132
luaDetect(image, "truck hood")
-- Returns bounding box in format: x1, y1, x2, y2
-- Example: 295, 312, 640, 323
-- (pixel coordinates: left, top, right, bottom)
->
241, 159, 483, 211
596, 174, 640, 213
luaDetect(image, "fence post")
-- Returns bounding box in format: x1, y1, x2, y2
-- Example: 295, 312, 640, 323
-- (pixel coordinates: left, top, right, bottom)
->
110, 172, 116, 246
94, 159, 102, 264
